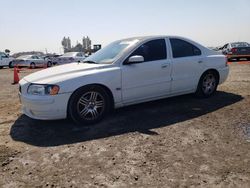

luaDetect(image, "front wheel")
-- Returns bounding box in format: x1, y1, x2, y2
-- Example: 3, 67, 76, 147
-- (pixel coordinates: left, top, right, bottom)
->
68, 86, 111, 125
195, 71, 219, 98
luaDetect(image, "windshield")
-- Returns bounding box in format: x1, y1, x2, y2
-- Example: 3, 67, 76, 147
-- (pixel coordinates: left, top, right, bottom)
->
62, 52, 77, 57
84, 39, 139, 64
231, 42, 250, 48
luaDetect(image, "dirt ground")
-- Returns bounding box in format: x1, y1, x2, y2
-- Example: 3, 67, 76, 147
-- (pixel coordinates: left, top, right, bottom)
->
0, 64, 250, 187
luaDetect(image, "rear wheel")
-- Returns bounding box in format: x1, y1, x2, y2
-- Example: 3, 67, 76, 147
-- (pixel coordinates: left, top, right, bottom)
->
0, 66, 3, 69
195, 71, 219, 98
68, 85, 111, 125
30, 62, 35, 69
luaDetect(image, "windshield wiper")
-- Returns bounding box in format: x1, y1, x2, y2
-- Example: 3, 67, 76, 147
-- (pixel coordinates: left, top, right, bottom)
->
83, 60, 97, 64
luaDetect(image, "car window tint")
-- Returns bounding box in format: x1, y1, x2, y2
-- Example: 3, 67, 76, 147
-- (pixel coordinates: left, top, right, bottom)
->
131, 39, 167, 62
0, 53, 8, 58
77, 53, 82, 57
170, 38, 201, 58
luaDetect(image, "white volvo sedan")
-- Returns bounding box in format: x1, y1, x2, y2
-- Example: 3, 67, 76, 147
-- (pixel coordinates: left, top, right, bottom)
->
19, 36, 229, 125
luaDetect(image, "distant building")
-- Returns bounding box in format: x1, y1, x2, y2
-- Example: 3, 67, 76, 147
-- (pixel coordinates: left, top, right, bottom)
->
61, 37, 72, 52
82, 36, 91, 52
61, 36, 101, 54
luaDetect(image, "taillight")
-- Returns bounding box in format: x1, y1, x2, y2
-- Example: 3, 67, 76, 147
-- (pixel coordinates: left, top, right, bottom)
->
231, 48, 237, 53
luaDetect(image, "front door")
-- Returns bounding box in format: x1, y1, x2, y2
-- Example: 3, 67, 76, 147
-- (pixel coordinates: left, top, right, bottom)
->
121, 39, 172, 104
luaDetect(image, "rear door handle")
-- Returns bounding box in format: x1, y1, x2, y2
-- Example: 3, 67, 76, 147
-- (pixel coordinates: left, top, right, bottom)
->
198, 60, 203, 64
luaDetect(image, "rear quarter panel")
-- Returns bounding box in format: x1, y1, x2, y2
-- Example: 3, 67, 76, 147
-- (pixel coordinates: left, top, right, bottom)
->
203, 54, 229, 84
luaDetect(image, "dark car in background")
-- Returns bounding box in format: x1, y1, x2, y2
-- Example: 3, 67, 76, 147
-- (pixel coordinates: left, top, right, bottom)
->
221, 42, 250, 61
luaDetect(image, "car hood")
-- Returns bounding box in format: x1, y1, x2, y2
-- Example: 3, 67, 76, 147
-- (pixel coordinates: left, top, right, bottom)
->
22, 62, 110, 84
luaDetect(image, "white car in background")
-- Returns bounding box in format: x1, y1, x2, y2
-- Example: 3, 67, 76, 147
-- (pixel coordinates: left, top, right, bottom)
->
0, 52, 14, 69
19, 36, 229, 125
52, 52, 86, 65
10, 55, 52, 68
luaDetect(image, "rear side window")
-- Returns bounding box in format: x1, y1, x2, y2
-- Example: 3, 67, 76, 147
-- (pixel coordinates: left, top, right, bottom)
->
130, 39, 167, 62
170, 38, 201, 58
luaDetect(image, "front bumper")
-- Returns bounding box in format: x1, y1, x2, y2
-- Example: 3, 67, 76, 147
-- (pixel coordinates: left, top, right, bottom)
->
19, 92, 72, 120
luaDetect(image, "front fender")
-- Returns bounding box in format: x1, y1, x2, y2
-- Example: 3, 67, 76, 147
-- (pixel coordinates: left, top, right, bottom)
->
58, 67, 122, 104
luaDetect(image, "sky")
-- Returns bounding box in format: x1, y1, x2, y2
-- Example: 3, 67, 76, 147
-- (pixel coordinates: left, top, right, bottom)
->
0, 0, 250, 54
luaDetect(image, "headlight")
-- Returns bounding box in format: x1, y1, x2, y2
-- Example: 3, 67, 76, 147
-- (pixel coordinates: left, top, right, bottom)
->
27, 84, 60, 95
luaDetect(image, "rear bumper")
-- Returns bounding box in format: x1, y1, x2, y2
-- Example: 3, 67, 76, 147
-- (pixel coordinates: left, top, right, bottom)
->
227, 55, 250, 58
218, 66, 229, 84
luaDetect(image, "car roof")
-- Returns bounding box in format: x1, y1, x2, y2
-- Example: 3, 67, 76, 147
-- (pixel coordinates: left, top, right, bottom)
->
119, 35, 193, 41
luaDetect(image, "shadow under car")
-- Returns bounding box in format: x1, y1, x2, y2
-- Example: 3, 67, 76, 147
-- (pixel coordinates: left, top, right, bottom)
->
10, 91, 243, 147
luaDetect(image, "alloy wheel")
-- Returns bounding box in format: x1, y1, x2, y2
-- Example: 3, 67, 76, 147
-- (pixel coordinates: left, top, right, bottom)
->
202, 73, 216, 95
77, 91, 105, 120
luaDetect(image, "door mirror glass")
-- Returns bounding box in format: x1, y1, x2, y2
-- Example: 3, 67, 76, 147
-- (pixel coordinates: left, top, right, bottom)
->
127, 55, 144, 64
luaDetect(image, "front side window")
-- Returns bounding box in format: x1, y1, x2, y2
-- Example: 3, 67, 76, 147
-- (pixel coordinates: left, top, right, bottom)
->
170, 38, 201, 58
130, 39, 167, 62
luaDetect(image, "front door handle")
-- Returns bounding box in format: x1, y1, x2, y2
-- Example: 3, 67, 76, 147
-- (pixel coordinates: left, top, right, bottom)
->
198, 60, 203, 64
161, 64, 169, 68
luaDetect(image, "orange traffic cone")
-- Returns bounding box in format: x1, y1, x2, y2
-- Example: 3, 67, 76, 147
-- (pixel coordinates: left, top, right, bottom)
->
12, 66, 20, 85
17, 65, 20, 73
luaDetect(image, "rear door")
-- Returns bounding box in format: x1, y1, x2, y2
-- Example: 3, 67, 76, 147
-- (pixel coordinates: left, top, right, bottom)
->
169, 38, 205, 93
121, 38, 172, 103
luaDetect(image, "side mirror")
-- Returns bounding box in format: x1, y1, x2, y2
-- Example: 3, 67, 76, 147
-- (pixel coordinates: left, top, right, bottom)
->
126, 55, 144, 64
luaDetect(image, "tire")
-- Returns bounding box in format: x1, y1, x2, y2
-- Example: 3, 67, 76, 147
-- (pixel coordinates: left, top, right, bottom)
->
0, 66, 3, 69
68, 85, 111, 126
30, 62, 35, 69
47, 61, 52, 67
9, 62, 13, 68
195, 71, 219, 98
